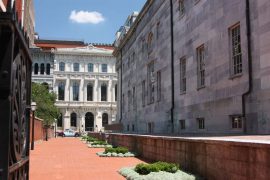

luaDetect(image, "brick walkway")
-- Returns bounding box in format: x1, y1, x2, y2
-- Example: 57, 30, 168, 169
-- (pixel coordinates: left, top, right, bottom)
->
29, 138, 144, 180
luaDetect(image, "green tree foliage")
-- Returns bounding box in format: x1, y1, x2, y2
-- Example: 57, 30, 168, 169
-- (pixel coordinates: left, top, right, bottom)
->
31, 83, 59, 125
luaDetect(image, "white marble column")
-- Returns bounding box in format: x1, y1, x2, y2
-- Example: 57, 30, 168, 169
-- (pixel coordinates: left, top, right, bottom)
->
108, 80, 112, 102
63, 109, 70, 130
80, 79, 84, 102
65, 78, 70, 101
94, 79, 98, 102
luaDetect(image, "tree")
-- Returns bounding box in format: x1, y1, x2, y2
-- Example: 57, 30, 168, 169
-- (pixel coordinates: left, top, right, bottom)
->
31, 83, 59, 126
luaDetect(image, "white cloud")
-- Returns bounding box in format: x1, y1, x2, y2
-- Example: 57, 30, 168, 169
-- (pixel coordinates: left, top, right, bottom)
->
69, 10, 105, 24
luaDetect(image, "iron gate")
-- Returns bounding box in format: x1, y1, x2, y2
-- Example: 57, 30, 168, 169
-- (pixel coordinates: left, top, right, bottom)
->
0, 1, 32, 179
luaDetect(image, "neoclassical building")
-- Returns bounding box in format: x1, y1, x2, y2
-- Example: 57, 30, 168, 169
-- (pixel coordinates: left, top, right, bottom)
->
32, 40, 117, 132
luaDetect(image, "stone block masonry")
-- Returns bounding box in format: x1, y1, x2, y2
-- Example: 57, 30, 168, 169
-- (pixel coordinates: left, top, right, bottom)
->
89, 132, 270, 180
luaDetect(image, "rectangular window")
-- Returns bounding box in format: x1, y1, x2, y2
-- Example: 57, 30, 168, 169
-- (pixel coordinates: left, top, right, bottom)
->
179, 120, 186, 130
102, 64, 108, 72
88, 63, 94, 72
132, 124, 135, 131
230, 24, 242, 75
157, 71, 161, 101
133, 87, 136, 110
122, 94, 125, 111
128, 90, 131, 111
127, 124, 130, 131
148, 122, 154, 133
231, 115, 242, 129
142, 80, 146, 107
197, 118, 205, 129
180, 57, 186, 93
147, 62, 155, 104
115, 84, 117, 101
73, 63, 80, 72
197, 45, 205, 88
179, 0, 185, 16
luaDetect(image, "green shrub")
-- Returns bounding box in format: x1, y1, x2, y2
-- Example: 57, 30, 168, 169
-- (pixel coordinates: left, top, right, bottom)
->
91, 141, 108, 145
105, 147, 129, 154
86, 137, 99, 142
135, 162, 179, 175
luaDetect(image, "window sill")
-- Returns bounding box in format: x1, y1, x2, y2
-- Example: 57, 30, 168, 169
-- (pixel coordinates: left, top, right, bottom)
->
180, 91, 186, 95
197, 86, 205, 91
229, 73, 243, 80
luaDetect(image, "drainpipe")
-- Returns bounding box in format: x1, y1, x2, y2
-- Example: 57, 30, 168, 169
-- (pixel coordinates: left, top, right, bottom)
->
242, 0, 252, 133
170, 0, 175, 134
120, 49, 123, 123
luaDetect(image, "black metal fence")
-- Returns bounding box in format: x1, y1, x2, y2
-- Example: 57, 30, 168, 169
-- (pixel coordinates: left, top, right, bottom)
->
0, 1, 32, 179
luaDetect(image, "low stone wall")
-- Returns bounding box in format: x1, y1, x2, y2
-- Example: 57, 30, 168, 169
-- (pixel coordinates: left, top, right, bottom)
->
88, 132, 270, 180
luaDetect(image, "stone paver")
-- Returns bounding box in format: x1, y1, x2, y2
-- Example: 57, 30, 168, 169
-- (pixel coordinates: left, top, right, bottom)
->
30, 138, 144, 180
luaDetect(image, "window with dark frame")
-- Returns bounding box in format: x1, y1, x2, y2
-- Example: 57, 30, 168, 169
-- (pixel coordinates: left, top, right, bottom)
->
132, 124, 135, 132
73, 82, 79, 101
142, 80, 146, 107
179, 0, 185, 16
88, 63, 94, 72
231, 116, 242, 129
73, 63, 79, 72
70, 113, 77, 127
147, 32, 153, 53
46, 63, 50, 75
102, 64, 108, 72
57, 113, 63, 127
179, 120, 185, 130
101, 84, 107, 101
157, 71, 161, 101
147, 62, 155, 104
59, 62, 65, 71
127, 124, 130, 131
180, 57, 186, 93
197, 45, 205, 88
87, 83, 93, 101
230, 24, 242, 75
58, 82, 65, 101
128, 90, 131, 111
34, 63, 39, 74
197, 118, 205, 129
40, 63, 45, 75
133, 87, 136, 110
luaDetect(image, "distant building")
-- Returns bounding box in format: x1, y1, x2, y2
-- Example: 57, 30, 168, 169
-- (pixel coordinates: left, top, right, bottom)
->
114, 0, 270, 135
31, 40, 117, 132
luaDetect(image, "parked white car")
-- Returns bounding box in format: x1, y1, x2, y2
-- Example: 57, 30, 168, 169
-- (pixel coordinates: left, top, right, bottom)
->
58, 129, 80, 137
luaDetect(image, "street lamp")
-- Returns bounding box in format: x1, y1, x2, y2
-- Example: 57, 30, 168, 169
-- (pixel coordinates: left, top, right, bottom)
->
31, 102, 37, 150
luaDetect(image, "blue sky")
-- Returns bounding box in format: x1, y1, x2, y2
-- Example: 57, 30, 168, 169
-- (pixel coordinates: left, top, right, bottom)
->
34, 0, 146, 44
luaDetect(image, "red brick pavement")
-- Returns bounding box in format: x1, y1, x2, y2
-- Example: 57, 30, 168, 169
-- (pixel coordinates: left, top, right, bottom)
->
29, 138, 144, 180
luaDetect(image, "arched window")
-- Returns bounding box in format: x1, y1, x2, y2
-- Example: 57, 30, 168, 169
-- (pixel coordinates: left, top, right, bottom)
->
73, 82, 79, 101
40, 63, 45, 75
115, 84, 117, 101
73, 63, 79, 72
46, 63, 50, 75
147, 32, 153, 51
59, 62, 65, 71
58, 82, 65, 100
70, 113, 77, 127
57, 113, 63, 127
87, 83, 93, 101
34, 63, 39, 74
88, 63, 94, 72
101, 84, 107, 101
102, 113, 108, 127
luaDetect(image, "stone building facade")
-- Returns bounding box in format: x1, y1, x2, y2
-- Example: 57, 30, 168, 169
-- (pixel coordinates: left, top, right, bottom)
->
32, 40, 117, 132
114, 0, 270, 135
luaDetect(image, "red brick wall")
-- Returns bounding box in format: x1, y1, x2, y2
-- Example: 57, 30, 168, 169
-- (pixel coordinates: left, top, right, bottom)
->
89, 133, 270, 180
30, 115, 55, 142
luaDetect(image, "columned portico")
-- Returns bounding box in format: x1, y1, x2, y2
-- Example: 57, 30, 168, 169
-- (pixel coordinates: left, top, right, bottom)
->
53, 45, 117, 132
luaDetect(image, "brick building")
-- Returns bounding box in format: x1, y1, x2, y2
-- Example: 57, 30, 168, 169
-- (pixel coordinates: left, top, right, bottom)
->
114, 0, 270, 135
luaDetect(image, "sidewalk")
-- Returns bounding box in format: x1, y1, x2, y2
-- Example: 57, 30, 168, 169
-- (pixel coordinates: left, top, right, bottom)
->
29, 138, 144, 180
